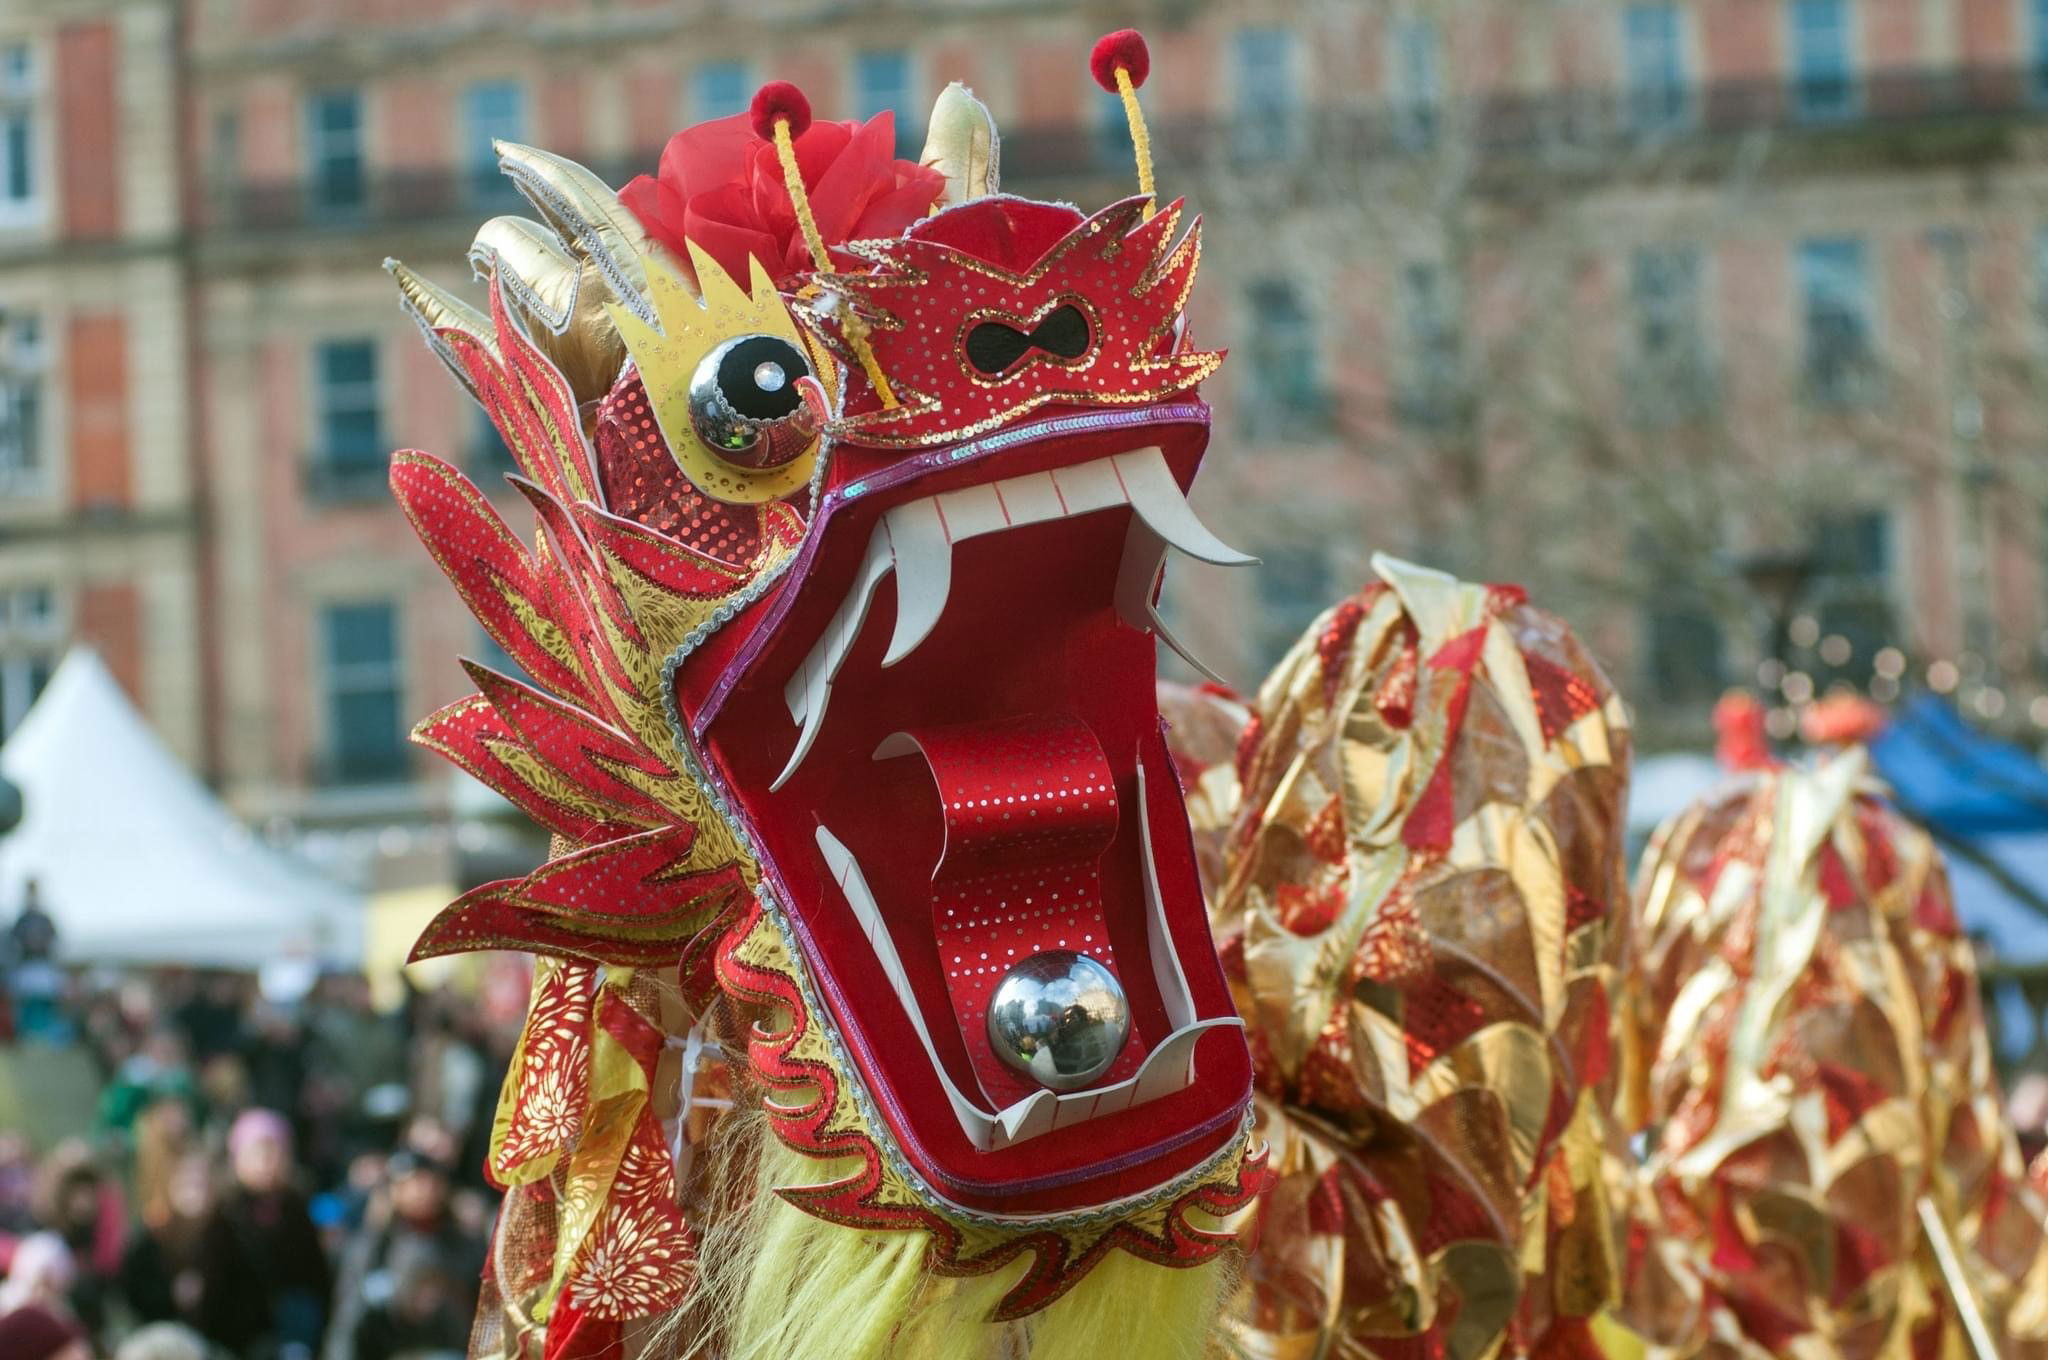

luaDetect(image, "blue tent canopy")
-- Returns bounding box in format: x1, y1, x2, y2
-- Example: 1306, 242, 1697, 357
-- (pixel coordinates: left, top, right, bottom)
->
1870, 695, 2048, 837
1870, 694, 2048, 967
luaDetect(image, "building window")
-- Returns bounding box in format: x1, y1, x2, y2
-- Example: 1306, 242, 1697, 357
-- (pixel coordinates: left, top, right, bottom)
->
1632, 247, 1700, 362
1790, 0, 1856, 122
1797, 237, 1876, 405
1809, 509, 1893, 685
469, 402, 517, 483
1396, 262, 1463, 430
2040, 506, 2048, 669
1235, 29, 1303, 162
2035, 0, 2048, 100
305, 89, 365, 213
321, 601, 406, 784
0, 41, 38, 227
1094, 89, 1135, 171
473, 622, 524, 684
1241, 280, 1326, 438
311, 339, 385, 498
464, 81, 527, 206
0, 313, 43, 495
2035, 227, 2048, 343
1388, 19, 1442, 153
1629, 246, 1713, 421
212, 108, 240, 181
1643, 594, 1725, 705
0, 584, 56, 737
1623, 5, 1690, 133
692, 60, 752, 122
853, 50, 916, 156
1256, 545, 1333, 668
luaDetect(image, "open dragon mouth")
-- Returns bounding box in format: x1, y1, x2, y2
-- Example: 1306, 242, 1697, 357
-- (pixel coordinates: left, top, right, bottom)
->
694, 410, 1257, 1207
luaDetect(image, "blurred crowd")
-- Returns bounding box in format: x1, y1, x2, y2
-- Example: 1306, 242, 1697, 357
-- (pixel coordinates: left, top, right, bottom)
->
0, 898, 521, 1360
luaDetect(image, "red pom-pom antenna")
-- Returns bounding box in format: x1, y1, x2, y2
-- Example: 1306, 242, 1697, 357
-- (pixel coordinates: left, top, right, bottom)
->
1090, 29, 1151, 92
750, 81, 812, 142
1090, 30, 1157, 208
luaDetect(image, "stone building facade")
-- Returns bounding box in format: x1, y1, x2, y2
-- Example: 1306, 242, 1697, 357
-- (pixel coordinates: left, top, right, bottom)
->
5, 0, 2048, 888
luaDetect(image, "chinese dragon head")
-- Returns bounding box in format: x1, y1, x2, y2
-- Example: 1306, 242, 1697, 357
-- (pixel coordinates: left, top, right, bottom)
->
388, 37, 1261, 1360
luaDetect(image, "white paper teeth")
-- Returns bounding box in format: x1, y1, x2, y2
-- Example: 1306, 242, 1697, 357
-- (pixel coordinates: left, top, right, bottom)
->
1112, 518, 1228, 686
772, 536, 893, 791
814, 824, 997, 1142
880, 498, 951, 668
815, 745, 1240, 1152
1110, 448, 1259, 567
774, 446, 1254, 788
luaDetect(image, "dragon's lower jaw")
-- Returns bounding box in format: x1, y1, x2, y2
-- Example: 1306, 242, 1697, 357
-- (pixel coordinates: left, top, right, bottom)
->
706, 417, 1257, 1205
815, 753, 1243, 1151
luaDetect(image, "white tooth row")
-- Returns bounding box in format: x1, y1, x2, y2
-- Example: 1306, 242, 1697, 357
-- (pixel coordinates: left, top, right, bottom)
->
773, 447, 1256, 790
814, 757, 1239, 1152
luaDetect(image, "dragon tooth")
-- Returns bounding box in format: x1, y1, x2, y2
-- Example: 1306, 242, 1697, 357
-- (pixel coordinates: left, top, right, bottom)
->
993, 1091, 1058, 1146
1114, 518, 1229, 685
773, 526, 896, 790
816, 824, 999, 1145
1113, 447, 1258, 567
1049, 457, 1127, 516
772, 664, 830, 792
1135, 759, 1199, 1029
932, 482, 1008, 538
882, 497, 953, 668
988, 470, 1064, 525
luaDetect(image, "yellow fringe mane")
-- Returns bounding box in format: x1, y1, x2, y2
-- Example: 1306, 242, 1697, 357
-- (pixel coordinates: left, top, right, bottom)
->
676, 1113, 1233, 1359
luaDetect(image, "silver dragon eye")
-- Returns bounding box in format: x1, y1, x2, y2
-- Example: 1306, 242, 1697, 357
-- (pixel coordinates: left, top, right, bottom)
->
687, 333, 818, 470
986, 949, 1131, 1092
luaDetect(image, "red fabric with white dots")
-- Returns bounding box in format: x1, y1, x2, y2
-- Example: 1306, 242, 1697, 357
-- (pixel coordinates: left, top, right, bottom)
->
896, 713, 1148, 1105
593, 368, 772, 564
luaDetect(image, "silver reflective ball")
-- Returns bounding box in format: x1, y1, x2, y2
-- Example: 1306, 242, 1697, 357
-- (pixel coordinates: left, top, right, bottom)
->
986, 950, 1131, 1092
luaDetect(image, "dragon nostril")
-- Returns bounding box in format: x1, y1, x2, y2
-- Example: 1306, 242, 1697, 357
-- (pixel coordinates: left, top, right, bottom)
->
964, 304, 1094, 376
1032, 304, 1092, 359
965, 321, 1033, 375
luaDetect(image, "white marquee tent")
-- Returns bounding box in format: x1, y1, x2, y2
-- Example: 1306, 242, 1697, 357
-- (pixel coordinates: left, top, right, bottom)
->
0, 650, 364, 968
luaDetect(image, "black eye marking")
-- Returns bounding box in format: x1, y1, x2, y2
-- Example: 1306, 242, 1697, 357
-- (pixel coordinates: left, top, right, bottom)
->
964, 304, 1093, 376
716, 334, 811, 421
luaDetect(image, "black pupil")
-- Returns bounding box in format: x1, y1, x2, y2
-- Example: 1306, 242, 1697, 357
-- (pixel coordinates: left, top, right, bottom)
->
717, 335, 810, 420
965, 304, 1092, 376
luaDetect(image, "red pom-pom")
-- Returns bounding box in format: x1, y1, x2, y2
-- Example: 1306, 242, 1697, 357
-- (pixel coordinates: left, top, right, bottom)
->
1090, 29, 1151, 92
749, 81, 812, 141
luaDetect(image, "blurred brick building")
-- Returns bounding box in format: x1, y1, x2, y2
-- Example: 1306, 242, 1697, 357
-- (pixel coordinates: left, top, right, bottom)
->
4, 0, 2048, 889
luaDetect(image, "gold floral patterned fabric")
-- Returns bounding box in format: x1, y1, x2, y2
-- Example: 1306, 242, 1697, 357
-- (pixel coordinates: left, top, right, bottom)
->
1611, 752, 2048, 1360
1197, 556, 1634, 1360
469, 961, 733, 1359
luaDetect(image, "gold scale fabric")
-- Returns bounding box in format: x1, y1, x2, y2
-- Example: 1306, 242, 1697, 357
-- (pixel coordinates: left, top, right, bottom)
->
1169, 560, 2048, 1360
1173, 556, 1636, 1360
1608, 751, 2048, 1360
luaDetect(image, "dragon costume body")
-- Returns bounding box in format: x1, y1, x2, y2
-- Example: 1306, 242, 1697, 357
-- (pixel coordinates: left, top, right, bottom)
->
379, 32, 2048, 1360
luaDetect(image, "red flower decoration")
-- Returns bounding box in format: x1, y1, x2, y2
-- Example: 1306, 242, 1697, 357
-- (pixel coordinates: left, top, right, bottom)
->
619, 111, 943, 288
